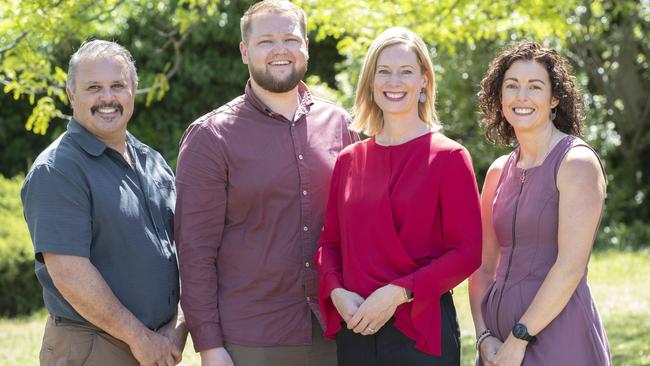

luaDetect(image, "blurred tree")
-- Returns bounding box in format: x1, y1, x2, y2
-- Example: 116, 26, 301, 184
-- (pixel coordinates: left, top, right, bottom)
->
564, 0, 650, 225
1, 0, 648, 246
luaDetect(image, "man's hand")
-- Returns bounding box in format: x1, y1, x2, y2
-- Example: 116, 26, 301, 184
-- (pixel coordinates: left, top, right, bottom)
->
128, 327, 181, 366
330, 288, 365, 322
157, 315, 188, 364
346, 284, 406, 335
200, 347, 234, 366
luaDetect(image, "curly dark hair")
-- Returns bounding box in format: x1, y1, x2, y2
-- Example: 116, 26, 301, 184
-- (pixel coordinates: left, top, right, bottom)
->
478, 41, 584, 146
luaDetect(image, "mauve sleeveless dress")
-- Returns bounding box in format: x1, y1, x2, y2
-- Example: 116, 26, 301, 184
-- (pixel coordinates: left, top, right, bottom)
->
478, 135, 611, 365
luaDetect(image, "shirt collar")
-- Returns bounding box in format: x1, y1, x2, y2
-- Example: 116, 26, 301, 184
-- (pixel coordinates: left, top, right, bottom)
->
67, 119, 145, 157
244, 80, 314, 121
67, 119, 108, 157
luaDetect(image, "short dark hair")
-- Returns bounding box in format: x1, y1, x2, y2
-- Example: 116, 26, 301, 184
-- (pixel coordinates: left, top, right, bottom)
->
240, 0, 307, 43
478, 41, 584, 146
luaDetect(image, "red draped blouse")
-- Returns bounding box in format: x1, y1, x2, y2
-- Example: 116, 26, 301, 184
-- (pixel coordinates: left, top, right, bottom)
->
315, 132, 482, 355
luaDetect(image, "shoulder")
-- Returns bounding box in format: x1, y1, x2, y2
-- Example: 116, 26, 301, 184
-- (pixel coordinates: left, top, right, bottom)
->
128, 135, 174, 176
28, 133, 85, 179
309, 96, 352, 123
558, 139, 604, 185
186, 94, 248, 132
338, 137, 371, 159
487, 154, 510, 177
430, 133, 476, 167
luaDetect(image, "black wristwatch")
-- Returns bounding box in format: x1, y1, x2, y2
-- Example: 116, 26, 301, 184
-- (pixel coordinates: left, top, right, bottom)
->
512, 323, 537, 344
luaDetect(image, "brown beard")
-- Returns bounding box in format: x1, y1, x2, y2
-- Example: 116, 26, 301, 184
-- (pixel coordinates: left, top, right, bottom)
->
248, 61, 308, 93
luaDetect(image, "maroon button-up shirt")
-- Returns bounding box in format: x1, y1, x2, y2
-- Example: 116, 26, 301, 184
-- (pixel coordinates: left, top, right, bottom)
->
175, 81, 357, 351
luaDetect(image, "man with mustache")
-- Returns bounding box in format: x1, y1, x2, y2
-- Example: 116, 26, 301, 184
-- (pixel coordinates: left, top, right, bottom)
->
21, 40, 187, 366
175, 1, 357, 365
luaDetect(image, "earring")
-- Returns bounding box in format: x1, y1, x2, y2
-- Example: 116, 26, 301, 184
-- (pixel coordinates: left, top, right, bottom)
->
419, 89, 426, 103
550, 107, 557, 121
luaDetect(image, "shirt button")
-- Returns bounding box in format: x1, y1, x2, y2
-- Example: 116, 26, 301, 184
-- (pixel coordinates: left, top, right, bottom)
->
303, 226, 308, 232
305, 262, 310, 268
298, 154, 304, 160
302, 190, 308, 196
306, 296, 311, 302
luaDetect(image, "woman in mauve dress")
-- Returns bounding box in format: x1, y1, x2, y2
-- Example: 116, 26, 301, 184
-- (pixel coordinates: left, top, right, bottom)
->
315, 27, 482, 366
468, 41, 611, 366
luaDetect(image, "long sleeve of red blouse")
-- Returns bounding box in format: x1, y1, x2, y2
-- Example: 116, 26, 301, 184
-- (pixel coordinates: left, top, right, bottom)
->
315, 132, 481, 356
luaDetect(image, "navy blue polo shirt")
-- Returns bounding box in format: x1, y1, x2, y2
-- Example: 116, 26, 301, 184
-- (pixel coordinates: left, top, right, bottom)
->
21, 119, 179, 330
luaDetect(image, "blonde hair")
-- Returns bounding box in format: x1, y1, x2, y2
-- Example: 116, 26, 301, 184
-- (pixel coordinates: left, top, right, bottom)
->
240, 0, 307, 43
351, 27, 438, 136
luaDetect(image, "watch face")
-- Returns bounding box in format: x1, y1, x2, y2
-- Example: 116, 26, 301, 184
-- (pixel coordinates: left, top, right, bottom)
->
513, 323, 527, 338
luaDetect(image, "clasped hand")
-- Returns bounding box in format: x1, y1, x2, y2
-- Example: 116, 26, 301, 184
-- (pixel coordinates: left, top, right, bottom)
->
331, 284, 407, 336
479, 334, 525, 366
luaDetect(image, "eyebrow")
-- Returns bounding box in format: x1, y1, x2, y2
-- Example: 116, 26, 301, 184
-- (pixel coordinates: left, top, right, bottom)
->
257, 33, 301, 38
84, 80, 126, 85
504, 77, 546, 84
376, 64, 416, 69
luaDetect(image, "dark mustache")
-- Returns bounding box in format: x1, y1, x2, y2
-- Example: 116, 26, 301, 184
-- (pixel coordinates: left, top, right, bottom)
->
91, 102, 124, 115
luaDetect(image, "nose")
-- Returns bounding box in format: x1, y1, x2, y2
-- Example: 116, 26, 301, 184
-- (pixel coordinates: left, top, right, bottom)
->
98, 88, 116, 101
387, 71, 402, 85
271, 40, 289, 53
516, 86, 529, 100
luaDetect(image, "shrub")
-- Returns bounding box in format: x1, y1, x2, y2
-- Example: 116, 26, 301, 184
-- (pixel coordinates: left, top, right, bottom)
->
0, 175, 43, 316
595, 220, 650, 251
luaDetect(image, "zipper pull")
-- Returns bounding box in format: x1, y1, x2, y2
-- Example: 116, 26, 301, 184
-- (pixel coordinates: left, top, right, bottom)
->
521, 170, 527, 184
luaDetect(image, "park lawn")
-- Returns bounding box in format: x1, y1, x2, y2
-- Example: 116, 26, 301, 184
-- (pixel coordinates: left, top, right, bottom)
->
1, 250, 648, 365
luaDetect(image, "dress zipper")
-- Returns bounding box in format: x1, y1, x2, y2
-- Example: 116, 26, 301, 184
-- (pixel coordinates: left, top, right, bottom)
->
495, 169, 526, 336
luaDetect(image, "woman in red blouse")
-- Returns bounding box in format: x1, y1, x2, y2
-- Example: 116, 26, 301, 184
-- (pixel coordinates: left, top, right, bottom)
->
315, 27, 482, 365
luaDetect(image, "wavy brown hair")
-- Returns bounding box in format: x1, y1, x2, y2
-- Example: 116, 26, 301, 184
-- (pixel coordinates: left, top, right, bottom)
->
478, 41, 584, 146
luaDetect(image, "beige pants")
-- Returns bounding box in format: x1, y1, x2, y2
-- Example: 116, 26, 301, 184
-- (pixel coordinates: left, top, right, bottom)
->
40, 316, 139, 366
224, 315, 337, 366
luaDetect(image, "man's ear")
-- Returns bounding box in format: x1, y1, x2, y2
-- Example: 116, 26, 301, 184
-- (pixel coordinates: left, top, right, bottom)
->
240, 41, 249, 65
66, 86, 74, 104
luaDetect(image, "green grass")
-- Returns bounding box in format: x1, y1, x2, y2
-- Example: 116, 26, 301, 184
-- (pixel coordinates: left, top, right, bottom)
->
1, 250, 648, 365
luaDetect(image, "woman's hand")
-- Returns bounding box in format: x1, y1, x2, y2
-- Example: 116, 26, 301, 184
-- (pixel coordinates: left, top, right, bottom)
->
331, 288, 365, 323
347, 284, 407, 335
491, 334, 526, 366
478, 336, 503, 366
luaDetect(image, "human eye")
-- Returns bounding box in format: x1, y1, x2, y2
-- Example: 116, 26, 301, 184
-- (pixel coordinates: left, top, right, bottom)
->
530, 84, 543, 90
401, 69, 413, 75
87, 85, 100, 91
504, 83, 517, 89
112, 83, 125, 90
258, 39, 271, 45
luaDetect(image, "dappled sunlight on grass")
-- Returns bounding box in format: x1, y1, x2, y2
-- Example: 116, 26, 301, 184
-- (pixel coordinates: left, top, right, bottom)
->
1, 251, 648, 365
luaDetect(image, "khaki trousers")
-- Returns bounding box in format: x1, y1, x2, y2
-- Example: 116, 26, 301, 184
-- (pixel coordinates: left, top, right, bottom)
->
224, 315, 337, 366
40, 316, 139, 366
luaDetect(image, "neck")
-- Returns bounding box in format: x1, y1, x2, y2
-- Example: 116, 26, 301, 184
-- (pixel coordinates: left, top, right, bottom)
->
103, 135, 128, 155
250, 79, 300, 121
516, 123, 562, 168
376, 113, 429, 145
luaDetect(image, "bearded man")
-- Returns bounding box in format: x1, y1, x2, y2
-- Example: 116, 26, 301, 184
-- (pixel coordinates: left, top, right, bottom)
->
174, 1, 357, 365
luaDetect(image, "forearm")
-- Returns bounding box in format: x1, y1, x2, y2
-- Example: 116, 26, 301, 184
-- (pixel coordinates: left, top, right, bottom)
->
518, 263, 584, 335
44, 253, 148, 346
468, 267, 494, 336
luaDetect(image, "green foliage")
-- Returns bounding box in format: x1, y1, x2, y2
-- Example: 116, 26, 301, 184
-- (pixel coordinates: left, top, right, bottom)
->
596, 220, 650, 251
0, 175, 42, 316
0, 0, 649, 248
